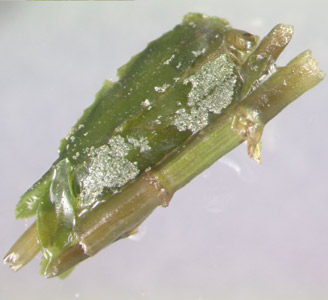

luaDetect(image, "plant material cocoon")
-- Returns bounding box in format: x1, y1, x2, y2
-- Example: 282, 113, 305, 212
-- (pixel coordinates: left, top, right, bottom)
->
4, 13, 325, 278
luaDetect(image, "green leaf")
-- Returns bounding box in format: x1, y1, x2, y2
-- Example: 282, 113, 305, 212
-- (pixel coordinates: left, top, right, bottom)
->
37, 159, 77, 272
16, 13, 258, 217
15, 169, 52, 219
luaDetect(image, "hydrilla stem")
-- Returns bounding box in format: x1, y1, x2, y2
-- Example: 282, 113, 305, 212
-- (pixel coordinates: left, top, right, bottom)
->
43, 50, 324, 278
153, 50, 325, 193
240, 24, 294, 98
4, 222, 39, 272
44, 172, 172, 277
4, 47, 324, 278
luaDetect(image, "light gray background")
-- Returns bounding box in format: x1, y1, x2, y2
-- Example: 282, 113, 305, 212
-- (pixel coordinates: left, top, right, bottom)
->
0, 1, 327, 300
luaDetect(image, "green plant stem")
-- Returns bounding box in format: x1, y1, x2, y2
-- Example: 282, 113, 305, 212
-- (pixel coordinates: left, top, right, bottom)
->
44, 173, 172, 278
42, 49, 324, 278
154, 50, 324, 192
3, 222, 39, 271
240, 24, 294, 98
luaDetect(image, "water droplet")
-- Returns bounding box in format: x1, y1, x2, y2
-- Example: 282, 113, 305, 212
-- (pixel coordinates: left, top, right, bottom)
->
128, 225, 147, 242
220, 153, 258, 183
141, 99, 151, 107
163, 54, 175, 65
154, 83, 170, 93
127, 135, 151, 153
